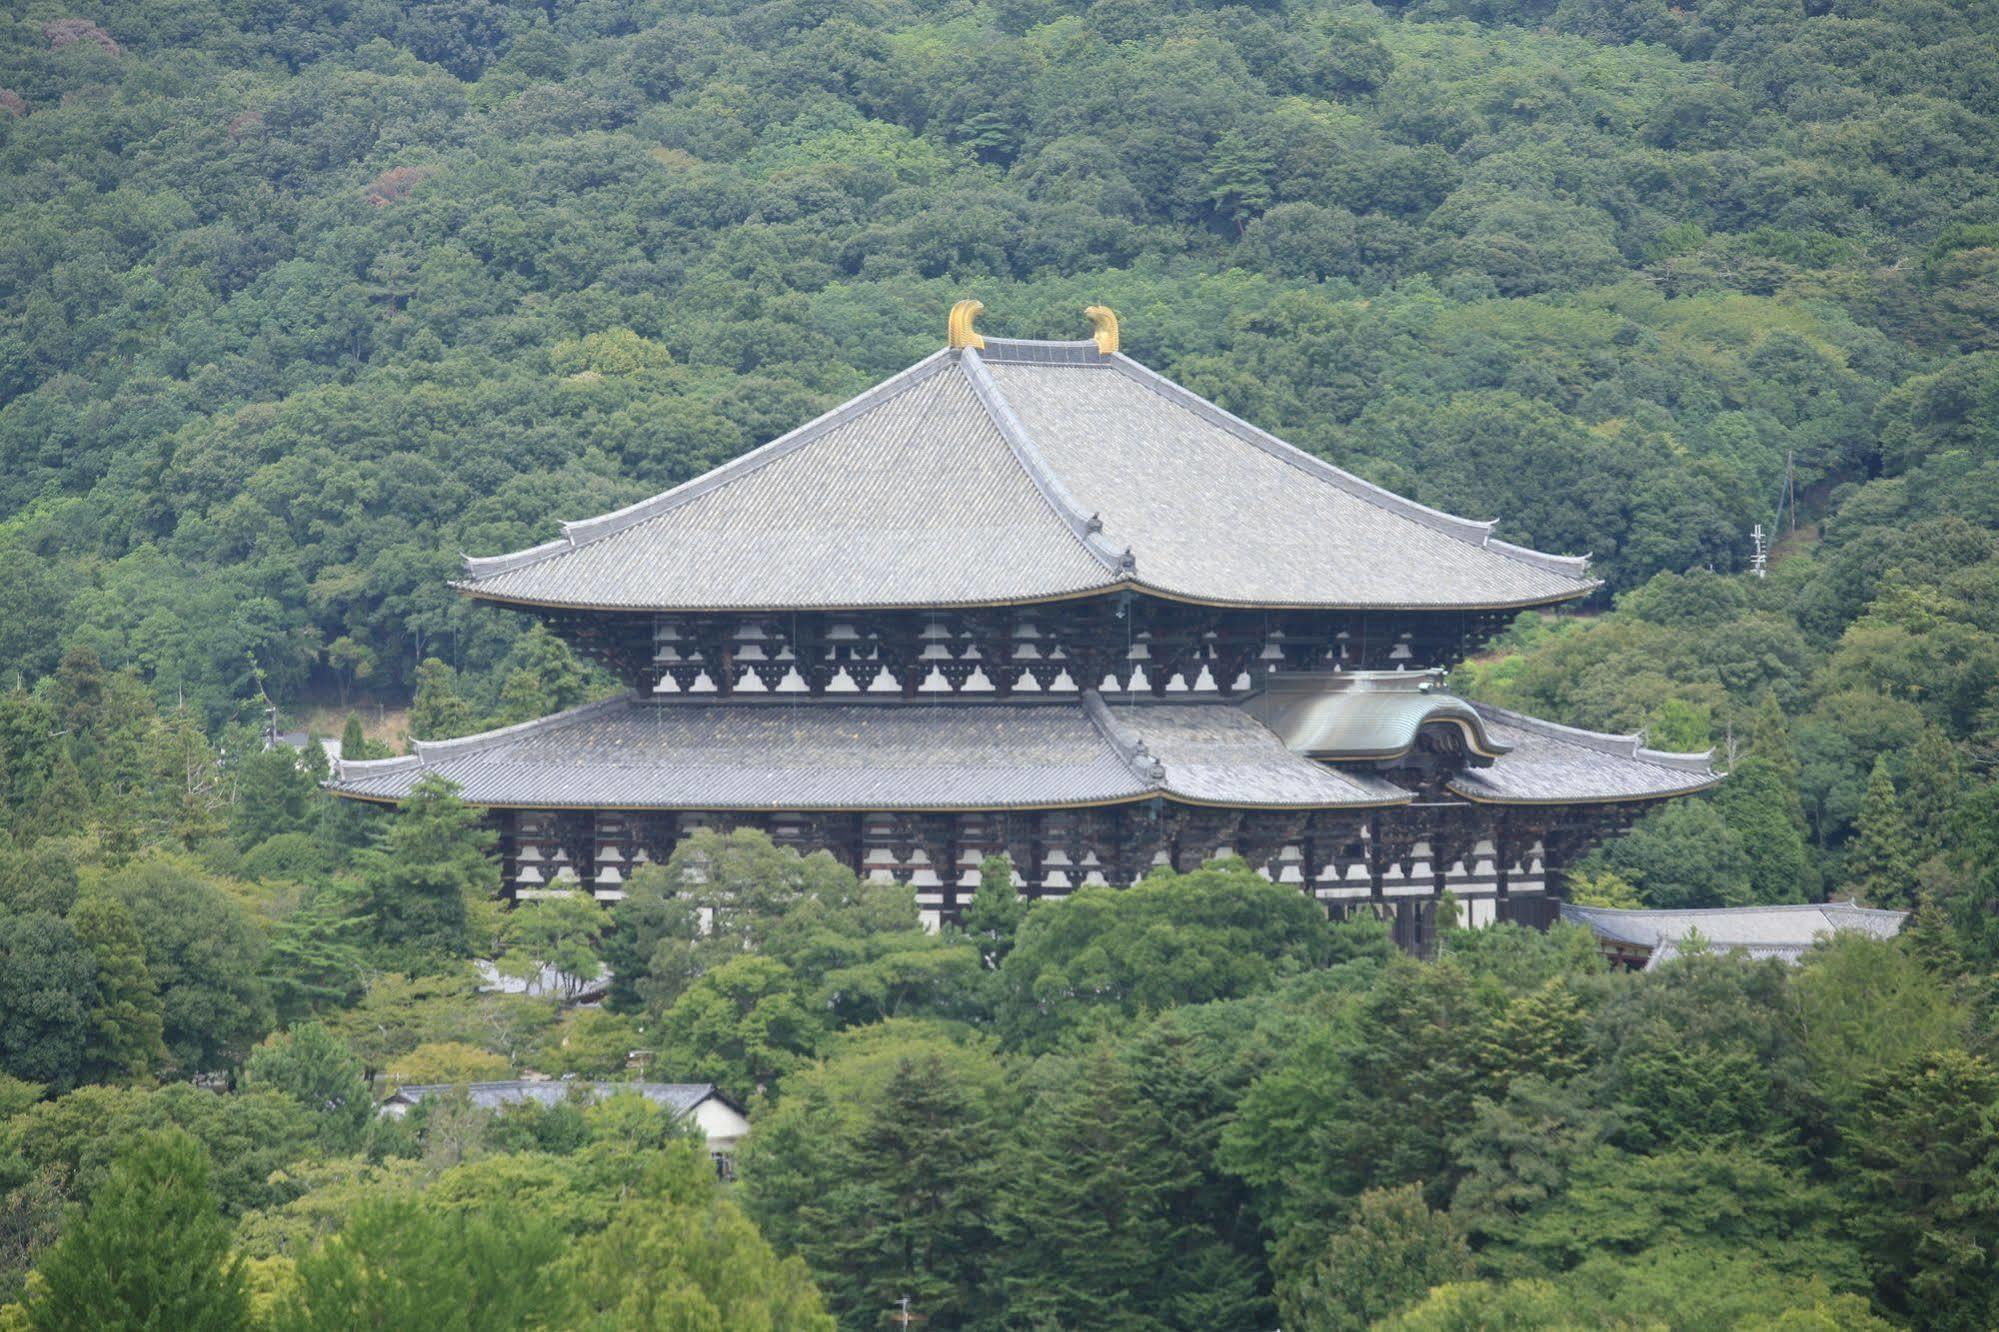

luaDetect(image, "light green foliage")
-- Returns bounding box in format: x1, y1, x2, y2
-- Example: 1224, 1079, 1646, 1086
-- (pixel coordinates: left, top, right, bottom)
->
497, 894, 604, 999
654, 955, 821, 1099
1789, 936, 1965, 1116
5, 1083, 315, 1218
1278, 1184, 1474, 1332
276, 1197, 568, 1331
1382, 1248, 1894, 1331
27, 1130, 248, 1332
243, 1023, 371, 1153
405, 660, 476, 743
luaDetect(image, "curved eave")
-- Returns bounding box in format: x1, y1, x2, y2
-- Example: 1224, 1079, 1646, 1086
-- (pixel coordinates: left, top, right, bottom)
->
1444, 774, 1724, 807
324, 785, 1412, 814
449, 576, 1600, 616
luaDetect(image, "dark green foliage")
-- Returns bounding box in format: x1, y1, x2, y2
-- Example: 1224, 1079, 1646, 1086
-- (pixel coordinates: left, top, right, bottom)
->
357, 775, 495, 965
1839, 1051, 1999, 1330
1848, 756, 1921, 909
995, 861, 1335, 1051
742, 1031, 1008, 1329
0, 912, 94, 1089
105, 859, 273, 1074
68, 893, 166, 1085
27, 1129, 248, 1332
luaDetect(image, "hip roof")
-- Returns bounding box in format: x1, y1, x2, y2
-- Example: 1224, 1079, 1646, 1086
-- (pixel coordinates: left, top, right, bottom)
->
456, 335, 1597, 613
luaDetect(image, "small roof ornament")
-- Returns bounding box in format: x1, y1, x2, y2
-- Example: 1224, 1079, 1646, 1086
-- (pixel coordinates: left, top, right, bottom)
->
1084, 304, 1119, 355
948, 299, 985, 350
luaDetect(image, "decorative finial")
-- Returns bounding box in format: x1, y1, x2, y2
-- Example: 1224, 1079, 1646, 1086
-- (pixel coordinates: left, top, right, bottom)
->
1084, 305, 1119, 355
948, 299, 985, 350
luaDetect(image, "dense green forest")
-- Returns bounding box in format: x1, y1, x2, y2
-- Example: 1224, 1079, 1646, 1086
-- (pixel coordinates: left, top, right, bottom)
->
2, 0, 1999, 1325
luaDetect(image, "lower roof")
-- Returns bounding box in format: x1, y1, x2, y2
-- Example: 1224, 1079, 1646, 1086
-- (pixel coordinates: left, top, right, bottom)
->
1447, 703, 1718, 804
328, 691, 1715, 814
1560, 902, 1908, 950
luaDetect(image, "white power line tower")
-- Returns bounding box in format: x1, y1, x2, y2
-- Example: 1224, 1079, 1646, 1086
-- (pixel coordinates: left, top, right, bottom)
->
1749, 524, 1768, 579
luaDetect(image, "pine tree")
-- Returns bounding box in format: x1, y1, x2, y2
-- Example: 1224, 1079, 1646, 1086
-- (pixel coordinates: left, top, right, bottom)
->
996, 1045, 1180, 1330
955, 854, 1026, 969
70, 892, 166, 1084
1743, 691, 1809, 834
152, 704, 225, 849
340, 714, 369, 763
407, 658, 475, 741
35, 743, 88, 840
1716, 757, 1816, 903
243, 1021, 372, 1151
1847, 757, 1920, 909
814, 1052, 1002, 1327
1902, 725, 1965, 864
357, 774, 497, 962
28, 1129, 249, 1332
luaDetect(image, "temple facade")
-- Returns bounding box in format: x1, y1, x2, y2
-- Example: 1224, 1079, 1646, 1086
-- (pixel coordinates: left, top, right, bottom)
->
329, 302, 1719, 951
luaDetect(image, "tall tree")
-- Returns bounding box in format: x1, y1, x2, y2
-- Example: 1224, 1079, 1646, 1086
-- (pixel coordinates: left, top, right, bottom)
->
406, 659, 476, 742
357, 775, 496, 964
28, 1129, 248, 1332
1901, 724, 1966, 863
1847, 756, 1920, 909
69, 892, 166, 1085
1839, 1051, 1999, 1329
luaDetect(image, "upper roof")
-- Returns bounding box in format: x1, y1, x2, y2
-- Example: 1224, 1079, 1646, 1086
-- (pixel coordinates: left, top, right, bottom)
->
1561, 902, 1907, 969
327, 688, 1714, 813
457, 327, 1597, 613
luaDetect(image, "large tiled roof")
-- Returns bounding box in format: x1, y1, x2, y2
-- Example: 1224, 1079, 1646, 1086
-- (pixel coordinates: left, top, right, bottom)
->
457, 337, 1596, 612
1448, 703, 1720, 804
1561, 902, 1906, 970
328, 690, 1715, 813
329, 694, 1406, 812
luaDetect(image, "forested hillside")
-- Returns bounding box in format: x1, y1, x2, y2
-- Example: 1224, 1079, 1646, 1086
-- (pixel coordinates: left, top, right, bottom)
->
3, 0, 1999, 1327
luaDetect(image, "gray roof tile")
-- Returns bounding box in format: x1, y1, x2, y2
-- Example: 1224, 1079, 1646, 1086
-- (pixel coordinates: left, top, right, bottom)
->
330, 692, 1711, 813
1561, 903, 1906, 968
458, 339, 1597, 612
1448, 703, 1720, 804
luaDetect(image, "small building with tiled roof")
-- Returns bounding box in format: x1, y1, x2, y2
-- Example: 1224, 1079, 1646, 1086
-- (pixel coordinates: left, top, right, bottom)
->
331, 302, 1718, 953
379, 1079, 750, 1155
1561, 902, 1907, 970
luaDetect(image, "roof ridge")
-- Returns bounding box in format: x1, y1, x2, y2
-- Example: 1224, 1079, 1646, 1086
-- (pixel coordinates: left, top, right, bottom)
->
1104, 353, 1595, 583
958, 347, 1134, 575
1467, 700, 1716, 772
460, 350, 957, 582
1080, 689, 1167, 787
